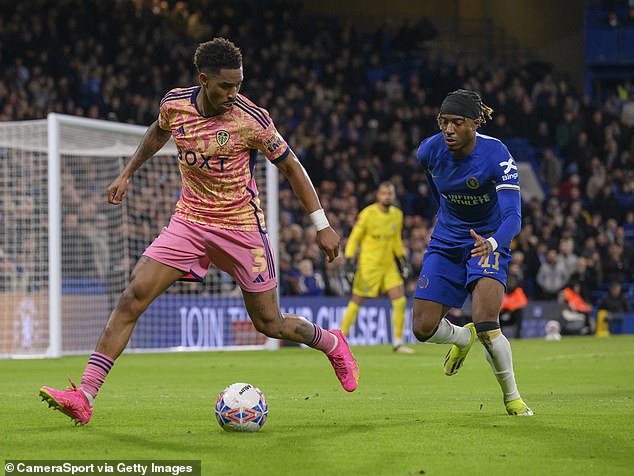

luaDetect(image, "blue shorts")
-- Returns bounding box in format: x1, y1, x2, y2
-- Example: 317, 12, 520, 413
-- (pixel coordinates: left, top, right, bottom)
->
414, 237, 510, 308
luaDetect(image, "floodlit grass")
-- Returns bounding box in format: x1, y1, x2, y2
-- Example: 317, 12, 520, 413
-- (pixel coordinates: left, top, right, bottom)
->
2, 336, 634, 475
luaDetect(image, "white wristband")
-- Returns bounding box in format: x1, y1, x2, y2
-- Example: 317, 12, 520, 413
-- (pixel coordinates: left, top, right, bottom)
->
486, 237, 498, 251
309, 208, 330, 231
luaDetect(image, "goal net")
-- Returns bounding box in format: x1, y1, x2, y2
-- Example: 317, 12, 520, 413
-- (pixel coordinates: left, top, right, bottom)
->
0, 114, 279, 358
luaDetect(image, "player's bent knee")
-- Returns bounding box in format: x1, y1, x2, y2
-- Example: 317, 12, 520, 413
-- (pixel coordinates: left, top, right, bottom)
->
115, 286, 149, 321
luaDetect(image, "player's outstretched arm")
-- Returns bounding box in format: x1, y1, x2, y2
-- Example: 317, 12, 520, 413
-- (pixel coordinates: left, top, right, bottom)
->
276, 151, 340, 261
107, 121, 171, 205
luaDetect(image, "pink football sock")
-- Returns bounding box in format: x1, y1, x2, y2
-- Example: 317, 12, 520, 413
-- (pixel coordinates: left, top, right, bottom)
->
80, 352, 115, 399
308, 323, 338, 354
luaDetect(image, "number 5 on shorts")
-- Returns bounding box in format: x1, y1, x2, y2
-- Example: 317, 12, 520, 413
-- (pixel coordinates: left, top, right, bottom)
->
251, 248, 267, 272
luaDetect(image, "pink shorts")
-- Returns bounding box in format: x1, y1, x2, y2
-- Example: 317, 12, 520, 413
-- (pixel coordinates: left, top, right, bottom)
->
143, 216, 276, 293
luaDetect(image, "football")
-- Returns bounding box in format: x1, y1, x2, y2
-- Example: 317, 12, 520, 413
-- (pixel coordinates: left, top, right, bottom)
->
214, 382, 268, 432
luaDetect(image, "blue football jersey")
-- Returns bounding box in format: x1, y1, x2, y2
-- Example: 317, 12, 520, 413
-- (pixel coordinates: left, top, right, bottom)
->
417, 132, 521, 245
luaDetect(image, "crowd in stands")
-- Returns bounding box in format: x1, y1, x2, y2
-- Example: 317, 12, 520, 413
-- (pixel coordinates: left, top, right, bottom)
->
1, 0, 633, 315
590, 0, 634, 27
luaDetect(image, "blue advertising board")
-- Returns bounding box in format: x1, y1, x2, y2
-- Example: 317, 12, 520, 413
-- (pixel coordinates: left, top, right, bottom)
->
128, 295, 631, 350
129, 296, 417, 350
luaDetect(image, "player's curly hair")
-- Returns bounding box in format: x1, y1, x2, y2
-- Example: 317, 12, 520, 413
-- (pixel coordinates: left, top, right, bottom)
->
440, 89, 494, 124
194, 38, 242, 75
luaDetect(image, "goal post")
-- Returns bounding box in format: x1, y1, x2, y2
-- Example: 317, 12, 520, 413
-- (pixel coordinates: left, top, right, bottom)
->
47, 113, 61, 358
0, 113, 279, 358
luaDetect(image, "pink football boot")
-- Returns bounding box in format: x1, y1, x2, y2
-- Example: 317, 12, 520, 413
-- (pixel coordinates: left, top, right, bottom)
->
327, 330, 359, 392
39, 378, 93, 426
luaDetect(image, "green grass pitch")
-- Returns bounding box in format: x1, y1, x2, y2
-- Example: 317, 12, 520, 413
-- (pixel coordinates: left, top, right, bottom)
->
2, 336, 634, 476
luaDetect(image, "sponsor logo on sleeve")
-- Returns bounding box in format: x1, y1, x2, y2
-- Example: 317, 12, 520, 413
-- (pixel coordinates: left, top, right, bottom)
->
263, 133, 283, 153
499, 156, 518, 181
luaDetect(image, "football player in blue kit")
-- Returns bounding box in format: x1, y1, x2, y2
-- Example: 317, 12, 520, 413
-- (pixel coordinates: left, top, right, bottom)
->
413, 89, 533, 416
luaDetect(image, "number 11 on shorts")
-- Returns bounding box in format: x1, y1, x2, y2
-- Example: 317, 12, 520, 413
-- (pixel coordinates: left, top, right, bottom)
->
480, 251, 500, 270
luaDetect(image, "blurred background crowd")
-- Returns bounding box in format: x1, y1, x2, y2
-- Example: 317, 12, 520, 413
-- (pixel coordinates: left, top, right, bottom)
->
1, 0, 632, 316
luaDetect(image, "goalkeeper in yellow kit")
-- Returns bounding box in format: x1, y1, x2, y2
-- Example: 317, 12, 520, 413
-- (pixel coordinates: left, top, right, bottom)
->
341, 182, 413, 353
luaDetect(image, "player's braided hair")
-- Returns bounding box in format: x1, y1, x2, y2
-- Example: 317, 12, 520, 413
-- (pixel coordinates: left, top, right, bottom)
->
440, 89, 494, 124
194, 38, 242, 75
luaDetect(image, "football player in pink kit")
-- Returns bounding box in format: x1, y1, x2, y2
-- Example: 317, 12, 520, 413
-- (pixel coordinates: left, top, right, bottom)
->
40, 38, 359, 426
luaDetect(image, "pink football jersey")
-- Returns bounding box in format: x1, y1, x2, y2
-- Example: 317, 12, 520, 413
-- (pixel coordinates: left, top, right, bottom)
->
158, 87, 289, 231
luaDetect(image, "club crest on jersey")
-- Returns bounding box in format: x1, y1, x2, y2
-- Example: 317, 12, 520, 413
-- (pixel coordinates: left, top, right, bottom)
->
418, 275, 430, 289
216, 130, 230, 146
466, 176, 479, 190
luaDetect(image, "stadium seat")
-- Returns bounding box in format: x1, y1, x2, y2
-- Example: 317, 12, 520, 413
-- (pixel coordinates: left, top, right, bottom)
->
585, 29, 620, 63
621, 28, 634, 62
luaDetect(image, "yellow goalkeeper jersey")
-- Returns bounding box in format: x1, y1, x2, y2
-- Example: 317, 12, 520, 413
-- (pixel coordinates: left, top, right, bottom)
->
344, 203, 405, 268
